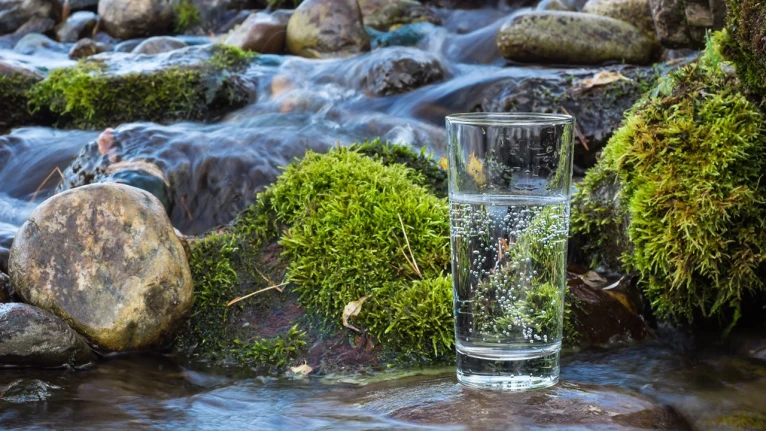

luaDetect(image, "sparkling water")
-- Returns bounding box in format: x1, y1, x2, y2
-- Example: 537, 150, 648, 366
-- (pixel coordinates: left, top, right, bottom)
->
450, 193, 570, 390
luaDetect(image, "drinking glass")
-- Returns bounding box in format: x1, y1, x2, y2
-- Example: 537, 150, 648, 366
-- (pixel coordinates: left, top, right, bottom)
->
447, 112, 575, 390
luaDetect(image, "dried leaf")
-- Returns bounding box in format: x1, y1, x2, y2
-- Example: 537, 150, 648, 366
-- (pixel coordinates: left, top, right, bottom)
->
466, 153, 486, 186
580, 270, 608, 288
342, 294, 372, 332
290, 362, 313, 376
572, 71, 632, 94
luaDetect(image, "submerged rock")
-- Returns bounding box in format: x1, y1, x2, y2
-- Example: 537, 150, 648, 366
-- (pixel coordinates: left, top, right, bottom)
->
68, 37, 109, 59
99, 0, 174, 40
0, 379, 58, 403
497, 11, 654, 65
355, 47, 445, 96
8, 183, 194, 352
0, 0, 62, 36
358, 0, 441, 31
55, 10, 99, 43
132, 36, 188, 54
0, 303, 93, 367
224, 12, 286, 54
286, 0, 371, 59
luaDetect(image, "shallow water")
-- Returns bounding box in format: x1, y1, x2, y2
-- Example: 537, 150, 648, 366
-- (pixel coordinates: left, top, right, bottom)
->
2, 340, 765, 430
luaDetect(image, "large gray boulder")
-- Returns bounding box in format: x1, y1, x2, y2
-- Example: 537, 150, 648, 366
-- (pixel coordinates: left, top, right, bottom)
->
0, 0, 61, 36
0, 303, 93, 367
8, 183, 194, 352
497, 11, 654, 65
286, 0, 371, 59
98, 0, 174, 40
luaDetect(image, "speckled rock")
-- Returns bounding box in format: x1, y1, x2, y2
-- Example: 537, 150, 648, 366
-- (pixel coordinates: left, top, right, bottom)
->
68, 37, 109, 59
497, 11, 654, 65
55, 11, 99, 43
98, 0, 174, 40
132, 36, 188, 54
286, 0, 371, 59
358, 0, 441, 31
582, 0, 657, 43
8, 183, 194, 352
224, 12, 286, 54
0, 0, 62, 36
0, 303, 93, 367
536, 0, 575, 10
354, 47, 445, 96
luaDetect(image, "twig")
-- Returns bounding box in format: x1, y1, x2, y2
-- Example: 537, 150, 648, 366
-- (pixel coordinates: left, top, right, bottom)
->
180, 195, 193, 220
254, 267, 274, 285
30, 167, 65, 203
227, 282, 288, 307
397, 214, 422, 278
560, 107, 589, 151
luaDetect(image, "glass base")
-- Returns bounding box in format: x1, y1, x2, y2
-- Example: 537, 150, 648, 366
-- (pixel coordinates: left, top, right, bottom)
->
456, 350, 560, 391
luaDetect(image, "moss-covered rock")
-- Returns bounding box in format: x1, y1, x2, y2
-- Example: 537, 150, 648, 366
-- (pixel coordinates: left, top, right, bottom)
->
720, 0, 766, 99
571, 35, 766, 328
0, 60, 43, 130
28, 44, 256, 129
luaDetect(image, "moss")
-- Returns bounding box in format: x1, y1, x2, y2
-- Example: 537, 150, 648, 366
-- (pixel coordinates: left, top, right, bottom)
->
264, 148, 453, 361
173, 0, 201, 33
0, 73, 40, 128
720, 0, 766, 99
27, 45, 254, 129
350, 138, 448, 198
234, 325, 307, 373
572, 33, 766, 328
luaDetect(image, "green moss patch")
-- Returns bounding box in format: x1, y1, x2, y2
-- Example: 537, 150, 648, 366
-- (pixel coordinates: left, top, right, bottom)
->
0, 73, 41, 129
28, 45, 255, 129
571, 34, 766, 328
721, 0, 766, 99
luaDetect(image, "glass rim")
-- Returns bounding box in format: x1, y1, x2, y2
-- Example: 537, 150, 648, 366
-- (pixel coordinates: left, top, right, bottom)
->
446, 112, 574, 127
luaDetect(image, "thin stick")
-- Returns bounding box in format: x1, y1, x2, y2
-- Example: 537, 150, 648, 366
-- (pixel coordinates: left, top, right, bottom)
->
180, 195, 193, 220
560, 107, 589, 151
30, 167, 65, 203
254, 267, 273, 285
397, 214, 421, 278
227, 282, 288, 307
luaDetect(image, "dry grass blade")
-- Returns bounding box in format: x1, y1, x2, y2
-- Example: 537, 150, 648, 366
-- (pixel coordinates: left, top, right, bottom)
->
227, 282, 287, 307
397, 213, 421, 278
180, 195, 193, 220
254, 267, 274, 285
30, 167, 65, 203
560, 106, 589, 151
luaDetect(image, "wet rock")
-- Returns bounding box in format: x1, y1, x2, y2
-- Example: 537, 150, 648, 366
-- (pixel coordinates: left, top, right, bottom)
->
132, 36, 188, 54
473, 64, 671, 169
8, 183, 194, 352
497, 11, 654, 65
0, 59, 45, 129
0, 0, 62, 36
224, 12, 286, 54
0, 272, 12, 303
0, 303, 93, 367
68, 37, 109, 59
649, 0, 725, 49
582, 0, 657, 43
537, 0, 575, 10
367, 22, 436, 49
13, 33, 67, 55
98, 0, 174, 40
55, 11, 99, 43
565, 269, 651, 346
355, 47, 445, 97
69, 0, 99, 11
351, 376, 689, 429
114, 38, 144, 52
0, 379, 58, 403
286, 0, 371, 59
358, 0, 441, 31
214, 8, 251, 33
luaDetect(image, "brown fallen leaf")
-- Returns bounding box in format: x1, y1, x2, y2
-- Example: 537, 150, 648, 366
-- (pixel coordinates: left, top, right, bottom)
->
580, 270, 608, 288
342, 294, 372, 332
573, 70, 632, 93
290, 361, 313, 376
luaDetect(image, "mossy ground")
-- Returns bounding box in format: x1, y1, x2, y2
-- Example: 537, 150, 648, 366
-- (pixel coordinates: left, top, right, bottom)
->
571, 33, 766, 329
27, 45, 255, 129
180, 142, 586, 372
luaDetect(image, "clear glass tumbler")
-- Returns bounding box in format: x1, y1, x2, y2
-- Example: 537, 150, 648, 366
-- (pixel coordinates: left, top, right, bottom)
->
447, 112, 575, 391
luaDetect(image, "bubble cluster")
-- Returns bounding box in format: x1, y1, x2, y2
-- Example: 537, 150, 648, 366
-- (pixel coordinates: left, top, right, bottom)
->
451, 196, 569, 349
